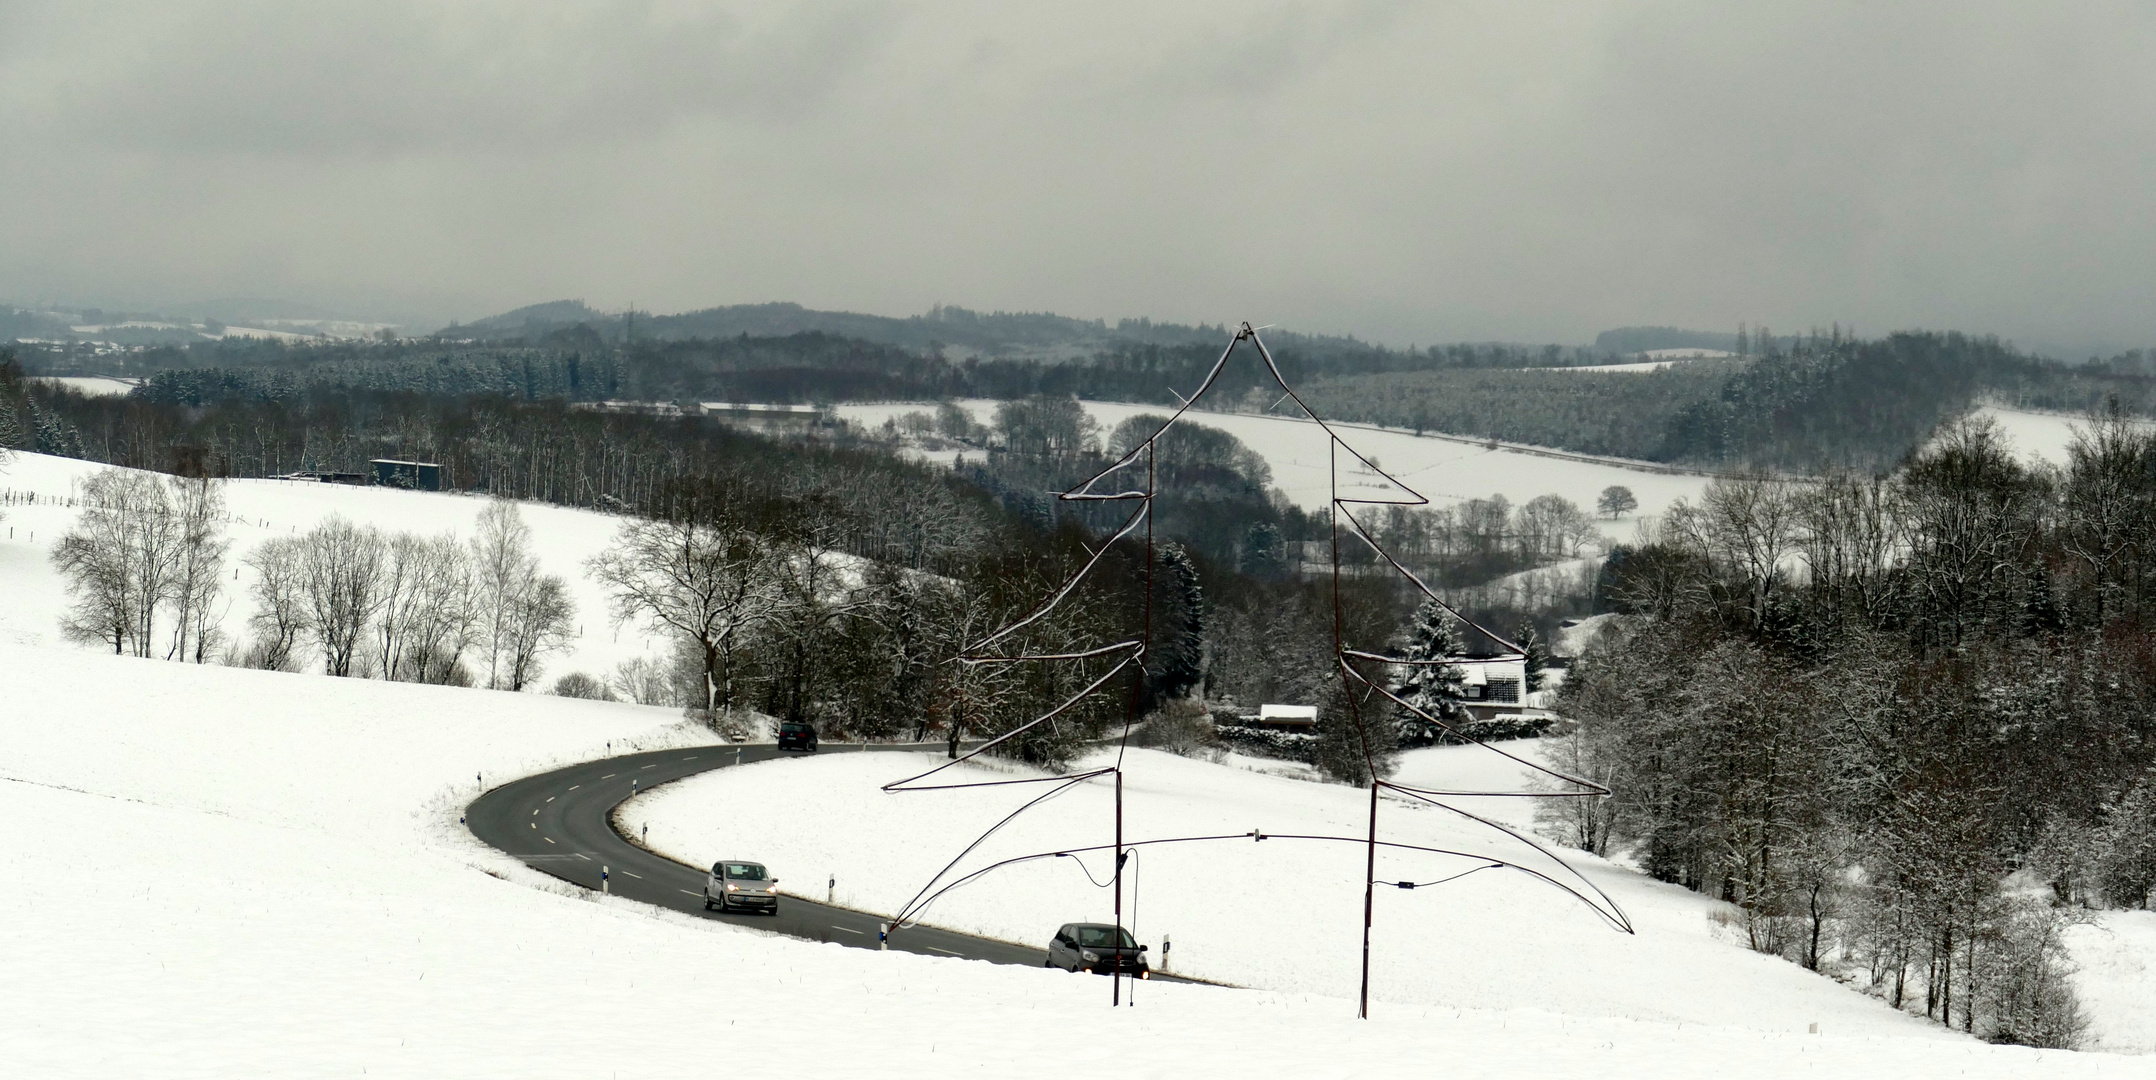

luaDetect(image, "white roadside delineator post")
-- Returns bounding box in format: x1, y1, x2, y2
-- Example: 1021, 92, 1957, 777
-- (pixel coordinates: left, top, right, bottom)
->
602, 866, 609, 894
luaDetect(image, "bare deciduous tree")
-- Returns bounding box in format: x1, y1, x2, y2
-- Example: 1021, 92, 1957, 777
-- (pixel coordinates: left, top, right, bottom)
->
163, 475, 230, 664
587, 512, 782, 723
299, 516, 387, 677
52, 469, 178, 656
244, 536, 309, 670
500, 573, 575, 691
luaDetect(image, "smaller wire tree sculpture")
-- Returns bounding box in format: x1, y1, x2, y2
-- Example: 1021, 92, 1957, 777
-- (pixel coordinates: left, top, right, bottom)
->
883, 323, 1631, 1015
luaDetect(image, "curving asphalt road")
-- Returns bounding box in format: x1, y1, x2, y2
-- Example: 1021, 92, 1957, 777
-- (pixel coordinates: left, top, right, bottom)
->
465, 743, 1054, 967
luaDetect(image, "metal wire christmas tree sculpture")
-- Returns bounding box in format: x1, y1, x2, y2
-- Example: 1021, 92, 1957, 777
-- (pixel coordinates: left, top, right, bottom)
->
884, 323, 1632, 1015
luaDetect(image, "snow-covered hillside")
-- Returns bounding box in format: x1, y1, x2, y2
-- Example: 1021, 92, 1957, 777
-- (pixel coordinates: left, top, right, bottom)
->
0, 450, 2148, 1074
837, 401, 1708, 542
625, 740, 2156, 1057
1967, 404, 2156, 469
1, 452, 654, 685
621, 743, 1937, 1037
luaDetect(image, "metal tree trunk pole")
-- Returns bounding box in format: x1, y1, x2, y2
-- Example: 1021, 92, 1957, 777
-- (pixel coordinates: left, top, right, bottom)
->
1361, 770, 1379, 1018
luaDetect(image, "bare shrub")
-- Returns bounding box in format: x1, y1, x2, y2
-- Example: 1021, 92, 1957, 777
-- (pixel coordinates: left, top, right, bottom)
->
551, 672, 613, 700
1134, 698, 1221, 760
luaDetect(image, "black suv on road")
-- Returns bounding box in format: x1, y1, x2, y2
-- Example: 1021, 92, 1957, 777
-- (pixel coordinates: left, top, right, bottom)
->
1046, 923, 1150, 977
777, 722, 818, 752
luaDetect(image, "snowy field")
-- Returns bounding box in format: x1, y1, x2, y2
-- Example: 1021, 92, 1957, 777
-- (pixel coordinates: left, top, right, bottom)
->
625, 741, 2156, 1058
33, 375, 139, 396
836, 401, 1710, 542
1967, 404, 2153, 469
1, 452, 656, 686
0, 645, 2138, 1078
624, 744, 1938, 1037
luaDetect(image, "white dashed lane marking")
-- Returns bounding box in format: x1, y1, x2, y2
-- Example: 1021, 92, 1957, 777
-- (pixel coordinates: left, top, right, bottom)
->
832, 926, 864, 935
926, 946, 961, 955
544, 836, 555, 844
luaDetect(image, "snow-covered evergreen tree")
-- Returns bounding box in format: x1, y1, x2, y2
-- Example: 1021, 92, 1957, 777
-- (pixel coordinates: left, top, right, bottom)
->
1515, 620, 1550, 693
1395, 599, 1466, 713
1150, 542, 1206, 700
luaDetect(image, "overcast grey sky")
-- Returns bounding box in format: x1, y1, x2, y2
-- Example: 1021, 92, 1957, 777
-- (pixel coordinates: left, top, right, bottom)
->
2, 1, 2152, 352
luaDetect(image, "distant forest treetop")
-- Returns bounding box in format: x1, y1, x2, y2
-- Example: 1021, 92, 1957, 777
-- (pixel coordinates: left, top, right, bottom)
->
444, 299, 1369, 364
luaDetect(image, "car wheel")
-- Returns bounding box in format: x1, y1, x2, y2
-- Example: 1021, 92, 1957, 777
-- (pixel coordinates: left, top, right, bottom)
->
702, 897, 714, 911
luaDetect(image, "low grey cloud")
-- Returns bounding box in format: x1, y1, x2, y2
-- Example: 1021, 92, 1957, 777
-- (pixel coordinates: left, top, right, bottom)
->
1, 1, 2151, 354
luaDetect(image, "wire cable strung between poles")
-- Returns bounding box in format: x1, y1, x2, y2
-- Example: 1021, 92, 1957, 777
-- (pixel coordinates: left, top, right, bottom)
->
880, 322, 1631, 1018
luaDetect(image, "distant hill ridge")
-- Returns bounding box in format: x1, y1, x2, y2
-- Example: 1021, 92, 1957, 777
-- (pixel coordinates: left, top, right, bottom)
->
445, 299, 1386, 362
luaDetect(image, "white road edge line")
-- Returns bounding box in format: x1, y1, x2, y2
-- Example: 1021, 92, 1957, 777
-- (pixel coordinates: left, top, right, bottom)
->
679, 889, 701, 897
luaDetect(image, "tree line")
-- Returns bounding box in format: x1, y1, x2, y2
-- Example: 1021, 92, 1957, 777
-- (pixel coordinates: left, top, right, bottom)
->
1547, 412, 2156, 1047
1303, 330, 2156, 472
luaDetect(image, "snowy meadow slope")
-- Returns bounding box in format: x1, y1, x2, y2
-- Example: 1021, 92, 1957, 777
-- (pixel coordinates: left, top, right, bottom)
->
622, 744, 1945, 1037
836, 401, 1709, 543
0, 643, 2145, 1078
1, 451, 653, 685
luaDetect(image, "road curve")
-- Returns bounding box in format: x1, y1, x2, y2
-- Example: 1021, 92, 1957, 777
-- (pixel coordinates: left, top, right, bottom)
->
465, 743, 1050, 967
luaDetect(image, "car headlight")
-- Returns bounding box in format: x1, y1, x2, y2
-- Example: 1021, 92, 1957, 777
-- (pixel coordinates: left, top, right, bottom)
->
768, 884, 780, 894
726, 884, 739, 891
1080, 950, 1100, 962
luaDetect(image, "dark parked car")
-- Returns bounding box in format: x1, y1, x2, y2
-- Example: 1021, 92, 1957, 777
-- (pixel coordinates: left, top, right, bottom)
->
1046, 923, 1150, 978
777, 722, 818, 752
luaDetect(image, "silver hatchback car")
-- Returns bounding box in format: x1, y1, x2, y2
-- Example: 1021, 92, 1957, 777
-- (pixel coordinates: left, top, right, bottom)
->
705, 860, 779, 915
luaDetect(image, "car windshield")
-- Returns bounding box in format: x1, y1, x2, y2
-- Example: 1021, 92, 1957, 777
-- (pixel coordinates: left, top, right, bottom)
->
1075, 926, 1136, 949
723, 863, 767, 880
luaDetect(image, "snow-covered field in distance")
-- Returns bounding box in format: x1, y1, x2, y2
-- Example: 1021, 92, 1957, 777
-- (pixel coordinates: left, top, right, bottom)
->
0, 452, 654, 686
1545, 351, 1735, 372
837, 401, 1707, 543
32, 375, 138, 396
1968, 403, 2155, 469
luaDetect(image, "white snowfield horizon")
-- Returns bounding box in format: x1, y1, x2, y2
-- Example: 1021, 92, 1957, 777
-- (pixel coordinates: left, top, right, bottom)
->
836, 401, 2099, 545
0, 443, 2150, 1074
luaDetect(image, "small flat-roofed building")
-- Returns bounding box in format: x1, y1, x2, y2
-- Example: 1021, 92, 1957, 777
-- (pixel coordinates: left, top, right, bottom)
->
1256, 703, 1319, 729
370, 459, 442, 491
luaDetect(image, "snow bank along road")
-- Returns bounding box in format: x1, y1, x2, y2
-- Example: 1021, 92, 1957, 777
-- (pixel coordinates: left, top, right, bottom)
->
467, 744, 1055, 968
